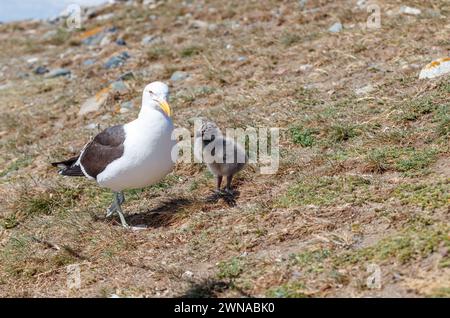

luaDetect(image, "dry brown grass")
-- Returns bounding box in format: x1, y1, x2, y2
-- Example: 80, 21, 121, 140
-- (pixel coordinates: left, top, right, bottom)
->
0, 0, 449, 297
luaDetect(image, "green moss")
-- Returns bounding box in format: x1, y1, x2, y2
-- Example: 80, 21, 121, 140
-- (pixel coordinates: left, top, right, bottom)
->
334, 225, 449, 267
290, 249, 330, 273
180, 45, 203, 57
217, 257, 244, 279
364, 146, 439, 175
267, 282, 308, 298
279, 175, 372, 207
290, 126, 317, 147
327, 124, 359, 142
147, 45, 170, 61
393, 181, 449, 210
0, 156, 33, 178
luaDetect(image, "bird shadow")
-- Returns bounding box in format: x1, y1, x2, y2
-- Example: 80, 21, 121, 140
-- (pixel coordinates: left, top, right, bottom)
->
125, 197, 195, 228
205, 190, 240, 207
178, 279, 252, 298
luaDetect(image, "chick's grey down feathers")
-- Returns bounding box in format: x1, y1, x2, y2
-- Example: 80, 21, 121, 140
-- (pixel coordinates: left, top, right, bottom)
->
196, 121, 247, 190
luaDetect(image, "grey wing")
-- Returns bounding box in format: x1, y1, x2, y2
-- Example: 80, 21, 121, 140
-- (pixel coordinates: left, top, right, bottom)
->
79, 125, 126, 179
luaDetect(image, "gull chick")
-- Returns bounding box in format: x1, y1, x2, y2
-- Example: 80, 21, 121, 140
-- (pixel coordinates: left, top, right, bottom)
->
194, 121, 247, 194
52, 81, 176, 228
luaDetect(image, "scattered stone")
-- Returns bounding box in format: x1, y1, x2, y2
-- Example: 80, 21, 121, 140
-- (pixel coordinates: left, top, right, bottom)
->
104, 52, 130, 69
297, 64, 313, 72
80, 27, 106, 46
181, 271, 194, 280
117, 71, 135, 81
34, 66, 49, 75
141, 35, 156, 45
237, 56, 247, 62
0, 83, 12, 91
116, 38, 127, 46
110, 80, 128, 94
27, 57, 39, 64
100, 34, 112, 46
419, 57, 450, 79
356, 0, 368, 9
78, 87, 110, 116
83, 59, 95, 66
129, 225, 147, 231
120, 101, 134, 110
189, 20, 209, 29
96, 13, 115, 21
355, 84, 375, 96
187, 116, 207, 125
44, 68, 71, 78
329, 22, 343, 33
170, 71, 189, 81
119, 108, 130, 113
85, 123, 98, 130
399, 6, 421, 16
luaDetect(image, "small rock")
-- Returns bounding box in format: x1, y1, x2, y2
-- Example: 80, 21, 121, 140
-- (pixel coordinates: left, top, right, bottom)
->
0, 83, 12, 91
399, 6, 421, 16
83, 59, 95, 66
44, 68, 71, 78
355, 84, 375, 96
96, 13, 115, 21
181, 271, 194, 280
110, 80, 128, 94
419, 57, 450, 79
27, 57, 39, 64
329, 22, 343, 33
78, 87, 110, 116
116, 38, 127, 46
189, 20, 209, 29
187, 116, 207, 125
117, 71, 135, 81
85, 123, 98, 130
356, 0, 368, 9
120, 101, 134, 110
297, 64, 313, 72
141, 35, 157, 45
130, 225, 148, 231
53, 121, 64, 129
104, 52, 130, 69
99, 34, 112, 46
237, 56, 247, 62
170, 71, 189, 81
34, 66, 49, 75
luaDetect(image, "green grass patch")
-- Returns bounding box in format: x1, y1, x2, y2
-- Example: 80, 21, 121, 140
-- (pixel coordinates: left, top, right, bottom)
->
0, 156, 33, 178
393, 181, 449, 210
290, 126, 318, 147
217, 257, 244, 280
333, 225, 449, 266
180, 45, 203, 57
290, 249, 330, 274
267, 282, 308, 298
364, 146, 439, 175
279, 175, 373, 207
147, 45, 170, 61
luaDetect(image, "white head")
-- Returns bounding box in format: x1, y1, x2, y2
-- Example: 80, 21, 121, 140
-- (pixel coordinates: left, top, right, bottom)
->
141, 81, 171, 117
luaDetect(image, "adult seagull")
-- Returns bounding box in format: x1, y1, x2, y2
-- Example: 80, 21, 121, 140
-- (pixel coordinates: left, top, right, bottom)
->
52, 82, 176, 228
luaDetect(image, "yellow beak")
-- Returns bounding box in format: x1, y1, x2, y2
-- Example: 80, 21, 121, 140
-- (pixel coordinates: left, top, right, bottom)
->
158, 100, 172, 117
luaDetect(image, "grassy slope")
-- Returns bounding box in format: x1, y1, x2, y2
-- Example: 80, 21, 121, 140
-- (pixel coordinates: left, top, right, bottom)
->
0, 0, 449, 297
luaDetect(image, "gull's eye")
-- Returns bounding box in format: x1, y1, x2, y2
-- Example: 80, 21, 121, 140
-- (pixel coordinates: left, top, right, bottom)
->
148, 90, 154, 94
